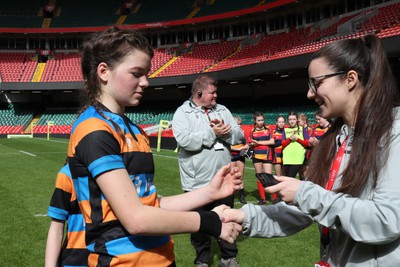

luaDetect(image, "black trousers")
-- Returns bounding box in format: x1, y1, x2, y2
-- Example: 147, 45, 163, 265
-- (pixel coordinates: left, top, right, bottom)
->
284, 164, 302, 178
189, 194, 238, 264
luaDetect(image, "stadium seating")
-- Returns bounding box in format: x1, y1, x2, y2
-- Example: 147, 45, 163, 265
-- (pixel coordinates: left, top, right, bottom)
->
1, 1, 398, 82
49, 0, 121, 28
33, 109, 76, 134
0, 53, 37, 82
149, 48, 175, 75
379, 24, 400, 38
123, 0, 194, 24
0, 103, 34, 134
358, 3, 400, 34
0, 2, 398, 138
318, 13, 360, 38
41, 53, 82, 82
155, 40, 240, 77
0, 99, 319, 137
196, 0, 263, 17
0, 0, 294, 29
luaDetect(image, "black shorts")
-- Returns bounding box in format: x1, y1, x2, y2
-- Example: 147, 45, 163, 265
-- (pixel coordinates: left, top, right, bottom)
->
252, 158, 272, 164
231, 154, 245, 162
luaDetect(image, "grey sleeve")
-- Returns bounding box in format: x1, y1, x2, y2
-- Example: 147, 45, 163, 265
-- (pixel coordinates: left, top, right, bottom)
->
295, 132, 400, 244
241, 203, 314, 238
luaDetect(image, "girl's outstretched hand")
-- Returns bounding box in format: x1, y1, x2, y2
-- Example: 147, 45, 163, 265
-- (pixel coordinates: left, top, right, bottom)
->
208, 164, 243, 201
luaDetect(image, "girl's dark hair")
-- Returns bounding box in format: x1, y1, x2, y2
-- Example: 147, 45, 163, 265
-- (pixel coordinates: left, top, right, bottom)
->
298, 113, 309, 125
287, 111, 301, 133
306, 34, 400, 196
78, 27, 154, 139
253, 111, 264, 121
275, 115, 285, 123
315, 109, 332, 124
252, 111, 266, 131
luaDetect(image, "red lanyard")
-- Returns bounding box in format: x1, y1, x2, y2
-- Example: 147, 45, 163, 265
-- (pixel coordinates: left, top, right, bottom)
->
325, 136, 348, 190
321, 136, 348, 246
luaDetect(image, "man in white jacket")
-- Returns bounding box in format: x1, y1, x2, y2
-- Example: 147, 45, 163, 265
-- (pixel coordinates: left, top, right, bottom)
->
172, 75, 244, 267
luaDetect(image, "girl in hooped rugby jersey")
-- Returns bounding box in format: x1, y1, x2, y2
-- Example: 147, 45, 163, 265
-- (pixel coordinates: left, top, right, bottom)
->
66, 26, 242, 267
250, 111, 274, 205
270, 115, 285, 177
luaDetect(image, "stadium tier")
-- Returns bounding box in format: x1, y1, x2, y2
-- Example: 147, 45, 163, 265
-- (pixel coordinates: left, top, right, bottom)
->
0, 100, 318, 136
40, 53, 83, 82
358, 2, 400, 34
0, 0, 295, 29
0, 0, 399, 83
0, 0, 399, 137
0, 52, 37, 82
0, 103, 34, 134
0, 0, 43, 28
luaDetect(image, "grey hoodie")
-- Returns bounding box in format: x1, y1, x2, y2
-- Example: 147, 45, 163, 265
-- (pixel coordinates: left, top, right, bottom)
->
172, 100, 244, 191
242, 107, 400, 267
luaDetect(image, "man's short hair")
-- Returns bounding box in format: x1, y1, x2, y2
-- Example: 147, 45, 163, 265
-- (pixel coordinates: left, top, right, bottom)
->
191, 75, 217, 95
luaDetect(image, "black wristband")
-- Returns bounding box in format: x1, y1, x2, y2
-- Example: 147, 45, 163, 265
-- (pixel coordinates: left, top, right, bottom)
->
198, 211, 222, 237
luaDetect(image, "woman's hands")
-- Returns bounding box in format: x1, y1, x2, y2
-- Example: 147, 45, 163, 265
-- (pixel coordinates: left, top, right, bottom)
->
264, 176, 302, 204
212, 205, 244, 243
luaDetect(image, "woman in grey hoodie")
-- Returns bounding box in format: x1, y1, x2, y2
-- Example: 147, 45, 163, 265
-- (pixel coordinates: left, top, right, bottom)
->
217, 34, 400, 267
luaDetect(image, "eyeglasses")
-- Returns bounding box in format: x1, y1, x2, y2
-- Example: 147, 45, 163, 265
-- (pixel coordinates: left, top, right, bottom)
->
308, 71, 346, 94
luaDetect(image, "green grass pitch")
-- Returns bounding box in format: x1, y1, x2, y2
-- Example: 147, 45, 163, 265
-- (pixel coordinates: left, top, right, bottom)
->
0, 137, 319, 266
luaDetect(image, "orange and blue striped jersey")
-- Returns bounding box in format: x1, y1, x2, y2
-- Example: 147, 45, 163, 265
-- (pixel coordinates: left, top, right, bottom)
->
251, 126, 272, 161
67, 106, 174, 267
48, 164, 89, 267
271, 127, 284, 164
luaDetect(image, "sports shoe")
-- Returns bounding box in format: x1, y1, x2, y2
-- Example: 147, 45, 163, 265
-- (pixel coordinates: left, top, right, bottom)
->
195, 262, 209, 267
257, 199, 266, 205
219, 257, 240, 267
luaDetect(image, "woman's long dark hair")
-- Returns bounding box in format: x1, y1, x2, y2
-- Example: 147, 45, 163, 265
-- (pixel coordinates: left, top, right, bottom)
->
306, 35, 399, 196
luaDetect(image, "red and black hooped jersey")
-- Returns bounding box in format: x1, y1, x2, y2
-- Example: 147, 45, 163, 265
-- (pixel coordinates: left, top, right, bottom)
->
251, 126, 272, 161
313, 125, 330, 140
271, 127, 284, 164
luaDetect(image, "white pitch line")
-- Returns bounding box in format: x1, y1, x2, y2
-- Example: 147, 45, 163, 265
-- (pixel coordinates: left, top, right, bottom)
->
34, 214, 48, 217
19, 150, 36, 157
